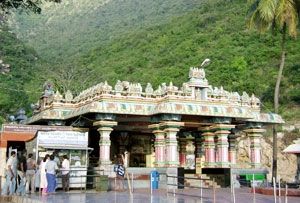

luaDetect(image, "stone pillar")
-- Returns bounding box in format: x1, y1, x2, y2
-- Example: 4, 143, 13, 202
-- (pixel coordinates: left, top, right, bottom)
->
244, 128, 265, 168
0, 140, 7, 188
93, 120, 117, 166
194, 132, 204, 158
149, 124, 166, 167
228, 133, 239, 167
160, 121, 184, 167
213, 124, 235, 168
178, 137, 187, 167
201, 128, 216, 168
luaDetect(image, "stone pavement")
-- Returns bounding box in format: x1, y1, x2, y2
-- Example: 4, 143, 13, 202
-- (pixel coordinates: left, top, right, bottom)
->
0, 188, 300, 203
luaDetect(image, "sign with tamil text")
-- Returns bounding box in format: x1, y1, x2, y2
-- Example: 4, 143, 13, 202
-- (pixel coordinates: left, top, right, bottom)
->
37, 131, 88, 146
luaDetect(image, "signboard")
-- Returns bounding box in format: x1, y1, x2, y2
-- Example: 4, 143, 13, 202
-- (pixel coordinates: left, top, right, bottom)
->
37, 131, 88, 146
2, 124, 73, 133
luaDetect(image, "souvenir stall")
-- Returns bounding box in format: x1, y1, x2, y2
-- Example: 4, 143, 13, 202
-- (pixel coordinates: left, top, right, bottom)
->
26, 130, 92, 188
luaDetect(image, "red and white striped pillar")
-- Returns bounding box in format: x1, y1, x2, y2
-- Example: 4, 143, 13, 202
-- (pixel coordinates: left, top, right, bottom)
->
201, 127, 216, 168
228, 133, 239, 167
244, 128, 265, 168
149, 124, 166, 167
213, 124, 235, 168
94, 120, 117, 166
161, 121, 184, 167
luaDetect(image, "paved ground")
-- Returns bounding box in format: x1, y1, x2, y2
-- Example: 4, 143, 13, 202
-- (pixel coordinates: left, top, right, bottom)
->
1, 188, 300, 203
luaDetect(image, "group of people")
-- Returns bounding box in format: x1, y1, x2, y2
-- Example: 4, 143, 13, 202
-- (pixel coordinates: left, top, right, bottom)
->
1, 151, 37, 196
39, 153, 70, 195
1, 150, 70, 196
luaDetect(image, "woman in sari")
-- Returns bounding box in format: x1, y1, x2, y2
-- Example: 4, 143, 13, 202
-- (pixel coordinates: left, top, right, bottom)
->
40, 154, 49, 195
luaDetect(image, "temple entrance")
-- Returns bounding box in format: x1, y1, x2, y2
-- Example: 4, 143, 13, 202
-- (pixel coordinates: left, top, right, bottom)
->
110, 132, 153, 167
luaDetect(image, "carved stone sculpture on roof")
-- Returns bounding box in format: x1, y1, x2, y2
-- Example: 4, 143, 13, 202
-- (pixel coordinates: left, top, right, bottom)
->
166, 82, 178, 96
188, 67, 208, 86
95, 82, 104, 94
145, 83, 154, 98
154, 85, 162, 97
229, 92, 241, 105
250, 94, 260, 109
219, 86, 228, 101
189, 67, 205, 79
161, 83, 167, 95
181, 83, 192, 96
241, 91, 250, 106
128, 83, 142, 97
206, 85, 213, 98
114, 80, 124, 96
53, 90, 63, 102
42, 81, 55, 98
65, 90, 73, 103
30, 101, 40, 114
122, 81, 130, 90
212, 87, 220, 99
102, 81, 112, 94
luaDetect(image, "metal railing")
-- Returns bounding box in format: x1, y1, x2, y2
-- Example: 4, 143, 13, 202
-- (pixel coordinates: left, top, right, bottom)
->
165, 174, 216, 203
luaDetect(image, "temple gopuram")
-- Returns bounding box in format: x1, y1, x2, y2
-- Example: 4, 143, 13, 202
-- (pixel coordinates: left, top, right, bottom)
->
0, 66, 284, 188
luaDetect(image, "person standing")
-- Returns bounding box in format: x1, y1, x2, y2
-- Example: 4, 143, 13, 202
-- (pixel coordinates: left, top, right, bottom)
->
114, 156, 125, 191
1, 151, 17, 195
52, 151, 61, 167
16, 150, 26, 195
61, 155, 70, 192
40, 154, 49, 195
25, 153, 36, 194
45, 155, 58, 193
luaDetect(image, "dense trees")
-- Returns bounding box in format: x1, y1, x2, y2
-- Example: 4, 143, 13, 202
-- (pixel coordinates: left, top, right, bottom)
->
0, 0, 61, 14
247, 0, 299, 181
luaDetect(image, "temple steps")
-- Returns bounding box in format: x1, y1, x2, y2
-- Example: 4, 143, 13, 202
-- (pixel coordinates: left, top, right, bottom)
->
184, 174, 221, 189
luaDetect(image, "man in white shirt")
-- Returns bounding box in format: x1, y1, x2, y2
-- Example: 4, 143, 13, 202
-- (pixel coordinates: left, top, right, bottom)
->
61, 155, 70, 192
45, 155, 58, 193
1, 151, 17, 195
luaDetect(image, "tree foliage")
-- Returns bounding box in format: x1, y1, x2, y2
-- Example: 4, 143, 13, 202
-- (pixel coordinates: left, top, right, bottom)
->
0, 0, 61, 14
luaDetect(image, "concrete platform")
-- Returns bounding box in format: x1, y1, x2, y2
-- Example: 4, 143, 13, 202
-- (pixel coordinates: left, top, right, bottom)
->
0, 188, 300, 203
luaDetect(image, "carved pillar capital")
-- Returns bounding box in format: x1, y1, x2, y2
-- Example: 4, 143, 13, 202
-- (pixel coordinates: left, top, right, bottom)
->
93, 120, 118, 129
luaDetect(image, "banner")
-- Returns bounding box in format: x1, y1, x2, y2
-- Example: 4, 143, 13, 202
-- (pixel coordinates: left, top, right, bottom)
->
37, 131, 88, 146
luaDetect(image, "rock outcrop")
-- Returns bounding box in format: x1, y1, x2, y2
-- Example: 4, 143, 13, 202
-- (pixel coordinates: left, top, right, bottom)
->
237, 123, 300, 182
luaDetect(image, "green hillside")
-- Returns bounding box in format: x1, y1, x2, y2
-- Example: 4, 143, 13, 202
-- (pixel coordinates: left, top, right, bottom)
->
2, 0, 300, 122
0, 24, 40, 122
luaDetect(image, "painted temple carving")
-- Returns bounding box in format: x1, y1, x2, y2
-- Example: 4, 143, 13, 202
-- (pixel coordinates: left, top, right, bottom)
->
26, 66, 283, 170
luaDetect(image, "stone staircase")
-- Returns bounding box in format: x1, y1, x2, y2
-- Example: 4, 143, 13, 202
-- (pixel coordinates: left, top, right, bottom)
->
184, 174, 221, 189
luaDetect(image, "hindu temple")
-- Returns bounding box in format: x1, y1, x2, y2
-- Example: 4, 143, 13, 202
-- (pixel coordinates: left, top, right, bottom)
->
0, 65, 284, 188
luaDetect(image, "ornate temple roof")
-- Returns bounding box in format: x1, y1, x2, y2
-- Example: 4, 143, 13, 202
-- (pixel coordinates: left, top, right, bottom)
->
26, 67, 284, 125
